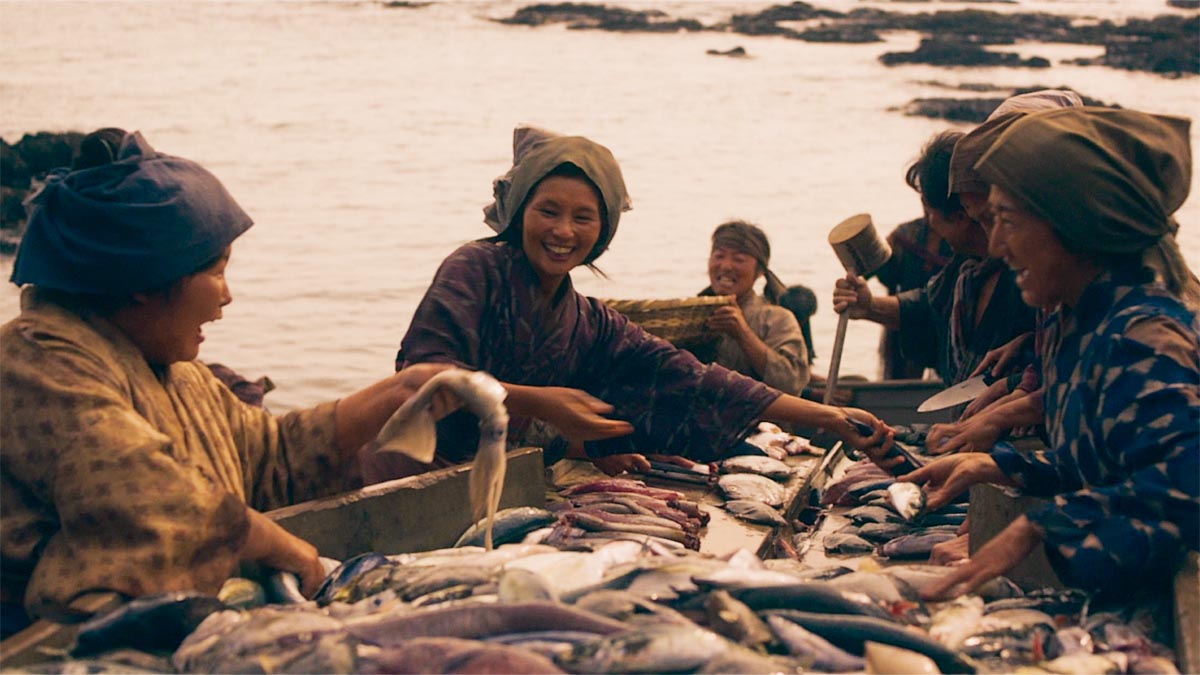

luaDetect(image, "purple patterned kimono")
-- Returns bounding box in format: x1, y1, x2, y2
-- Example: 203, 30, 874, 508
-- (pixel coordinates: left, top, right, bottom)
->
398, 241, 781, 462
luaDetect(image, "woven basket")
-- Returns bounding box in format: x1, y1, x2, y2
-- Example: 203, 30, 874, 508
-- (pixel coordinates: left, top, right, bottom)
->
603, 295, 735, 349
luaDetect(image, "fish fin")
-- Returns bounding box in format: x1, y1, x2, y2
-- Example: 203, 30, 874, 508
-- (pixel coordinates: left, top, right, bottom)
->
375, 407, 439, 463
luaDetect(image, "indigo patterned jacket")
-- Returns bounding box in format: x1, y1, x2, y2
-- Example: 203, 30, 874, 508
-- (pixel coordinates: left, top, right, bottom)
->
399, 242, 781, 462
992, 268, 1200, 592
897, 253, 1036, 388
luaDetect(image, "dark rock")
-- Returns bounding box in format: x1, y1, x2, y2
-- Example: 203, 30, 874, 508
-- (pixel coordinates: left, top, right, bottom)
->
1, 138, 31, 190
494, 2, 1197, 75
1, 130, 85, 253
798, 25, 882, 43
724, 2, 845, 37
1167, 0, 1199, 8
900, 87, 1118, 123
13, 131, 83, 179
496, 3, 703, 33
1067, 15, 1200, 74
706, 45, 749, 57
901, 97, 1003, 122
880, 37, 1050, 68
1, 187, 26, 252
382, 1, 432, 7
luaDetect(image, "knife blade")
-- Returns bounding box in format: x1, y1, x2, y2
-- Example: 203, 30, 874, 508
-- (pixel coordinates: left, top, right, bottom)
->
917, 373, 998, 413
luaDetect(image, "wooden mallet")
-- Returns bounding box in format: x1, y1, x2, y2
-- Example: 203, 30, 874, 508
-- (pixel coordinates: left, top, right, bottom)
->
824, 213, 892, 404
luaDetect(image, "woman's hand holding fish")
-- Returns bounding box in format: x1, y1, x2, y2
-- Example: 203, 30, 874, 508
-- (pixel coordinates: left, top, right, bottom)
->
394, 363, 463, 421
243, 509, 326, 598
839, 408, 897, 467
899, 453, 1012, 512
591, 453, 652, 476
925, 415, 1004, 455
920, 516, 1044, 601
336, 363, 458, 455
509, 385, 634, 442
928, 533, 970, 566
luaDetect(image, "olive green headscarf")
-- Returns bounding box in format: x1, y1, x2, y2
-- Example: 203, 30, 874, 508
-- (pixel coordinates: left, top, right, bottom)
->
949, 89, 1083, 196
483, 125, 631, 264
976, 107, 1198, 306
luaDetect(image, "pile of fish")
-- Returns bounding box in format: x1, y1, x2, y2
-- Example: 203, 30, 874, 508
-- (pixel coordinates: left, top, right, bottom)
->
20, 521, 1180, 674
817, 458, 968, 561
544, 479, 710, 551
743, 422, 818, 460
11, 445, 1182, 674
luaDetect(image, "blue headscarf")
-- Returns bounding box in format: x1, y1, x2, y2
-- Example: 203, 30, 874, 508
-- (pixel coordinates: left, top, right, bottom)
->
11, 131, 252, 295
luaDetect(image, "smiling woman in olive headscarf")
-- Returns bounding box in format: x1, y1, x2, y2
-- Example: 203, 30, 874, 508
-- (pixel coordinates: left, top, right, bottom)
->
900, 108, 1199, 602
394, 125, 893, 477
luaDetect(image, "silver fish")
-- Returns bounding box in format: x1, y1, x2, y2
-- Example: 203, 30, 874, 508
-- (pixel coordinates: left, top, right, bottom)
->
704, 589, 775, 649
878, 530, 959, 559
723, 499, 787, 526
717, 473, 786, 506
562, 623, 732, 673
719, 455, 795, 481
823, 532, 876, 555
372, 368, 509, 550
217, 577, 265, 610
767, 614, 866, 672
887, 481, 926, 521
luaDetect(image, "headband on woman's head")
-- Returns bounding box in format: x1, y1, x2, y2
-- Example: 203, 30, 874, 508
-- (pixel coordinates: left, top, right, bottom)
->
709, 220, 787, 303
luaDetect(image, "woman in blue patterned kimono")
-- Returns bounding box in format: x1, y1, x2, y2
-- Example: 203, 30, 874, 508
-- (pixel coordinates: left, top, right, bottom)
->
894, 108, 1200, 600
1, 129, 454, 627
395, 125, 892, 476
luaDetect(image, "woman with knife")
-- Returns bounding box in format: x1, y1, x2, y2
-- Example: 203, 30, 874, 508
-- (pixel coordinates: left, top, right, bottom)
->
890, 108, 1199, 601
833, 130, 1035, 413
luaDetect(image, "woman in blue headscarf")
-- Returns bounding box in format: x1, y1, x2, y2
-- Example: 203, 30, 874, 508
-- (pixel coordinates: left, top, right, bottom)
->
0, 129, 452, 628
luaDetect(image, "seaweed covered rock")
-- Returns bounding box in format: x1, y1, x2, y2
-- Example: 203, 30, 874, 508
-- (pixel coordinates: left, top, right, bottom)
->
706, 45, 749, 57
725, 1, 845, 37
880, 38, 1050, 68
799, 25, 883, 43
1068, 15, 1200, 75
0, 131, 85, 254
900, 87, 1117, 123
496, 3, 703, 32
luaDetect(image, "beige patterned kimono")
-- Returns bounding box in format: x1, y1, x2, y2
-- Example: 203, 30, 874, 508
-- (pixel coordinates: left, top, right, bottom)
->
712, 295, 811, 395
1, 288, 343, 620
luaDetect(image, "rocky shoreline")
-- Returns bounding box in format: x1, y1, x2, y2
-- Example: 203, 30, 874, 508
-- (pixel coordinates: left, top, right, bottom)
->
2, 1, 1189, 252
492, 2, 1199, 76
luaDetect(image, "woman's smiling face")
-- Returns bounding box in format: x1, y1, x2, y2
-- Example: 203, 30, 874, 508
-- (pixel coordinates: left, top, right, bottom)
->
989, 186, 1098, 309
708, 245, 760, 299
521, 174, 603, 293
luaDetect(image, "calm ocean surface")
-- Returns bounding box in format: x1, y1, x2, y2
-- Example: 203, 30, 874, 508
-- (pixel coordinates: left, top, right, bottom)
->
1, 0, 1196, 410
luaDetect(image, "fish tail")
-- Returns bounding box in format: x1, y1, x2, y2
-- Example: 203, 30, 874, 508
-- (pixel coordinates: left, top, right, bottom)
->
469, 419, 508, 551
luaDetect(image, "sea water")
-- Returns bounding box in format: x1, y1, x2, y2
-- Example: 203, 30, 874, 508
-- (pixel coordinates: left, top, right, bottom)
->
1, 0, 1196, 410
